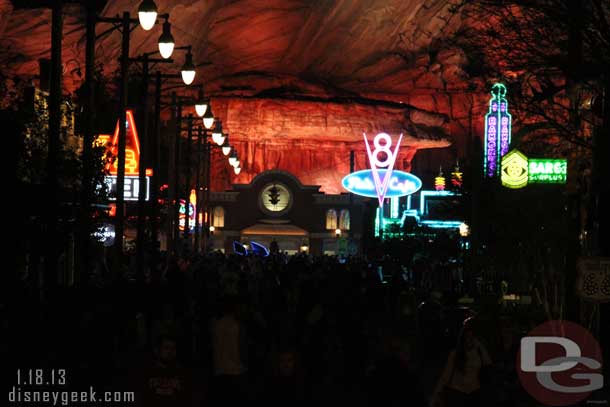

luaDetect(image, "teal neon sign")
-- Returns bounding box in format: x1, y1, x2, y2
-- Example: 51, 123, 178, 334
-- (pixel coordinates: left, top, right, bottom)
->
342, 169, 422, 199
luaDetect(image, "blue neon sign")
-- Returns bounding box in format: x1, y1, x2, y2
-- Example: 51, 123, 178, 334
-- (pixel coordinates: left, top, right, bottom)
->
342, 169, 422, 198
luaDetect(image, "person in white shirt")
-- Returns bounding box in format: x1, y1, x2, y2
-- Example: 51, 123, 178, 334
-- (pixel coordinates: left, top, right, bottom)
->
431, 317, 492, 407
210, 296, 248, 406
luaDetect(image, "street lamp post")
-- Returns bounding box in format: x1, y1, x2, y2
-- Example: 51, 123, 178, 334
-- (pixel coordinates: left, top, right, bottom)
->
129, 53, 174, 281
92, 9, 170, 262
184, 114, 193, 244
194, 126, 203, 252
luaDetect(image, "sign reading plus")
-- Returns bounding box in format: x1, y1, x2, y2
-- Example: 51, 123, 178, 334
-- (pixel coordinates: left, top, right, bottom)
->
363, 132, 403, 208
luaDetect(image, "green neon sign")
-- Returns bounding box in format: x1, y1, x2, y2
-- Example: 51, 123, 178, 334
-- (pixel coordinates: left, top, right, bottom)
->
501, 149, 567, 188
528, 159, 567, 184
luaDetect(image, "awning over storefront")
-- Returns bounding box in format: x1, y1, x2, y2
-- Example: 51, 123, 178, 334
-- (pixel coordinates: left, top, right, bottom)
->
241, 223, 308, 236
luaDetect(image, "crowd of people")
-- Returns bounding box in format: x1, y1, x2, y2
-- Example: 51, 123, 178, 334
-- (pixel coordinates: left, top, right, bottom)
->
3, 249, 533, 407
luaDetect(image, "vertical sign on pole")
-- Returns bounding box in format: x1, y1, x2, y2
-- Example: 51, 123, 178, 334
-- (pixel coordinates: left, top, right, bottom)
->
484, 83, 512, 177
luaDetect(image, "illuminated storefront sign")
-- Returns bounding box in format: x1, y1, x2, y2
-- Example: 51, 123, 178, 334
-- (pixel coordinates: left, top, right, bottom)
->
92, 223, 115, 247
501, 149, 529, 189
104, 175, 150, 201
342, 132, 422, 206
501, 149, 567, 188
178, 190, 198, 232
484, 83, 512, 177
528, 159, 567, 183
105, 110, 141, 175
100, 110, 150, 201
342, 169, 422, 198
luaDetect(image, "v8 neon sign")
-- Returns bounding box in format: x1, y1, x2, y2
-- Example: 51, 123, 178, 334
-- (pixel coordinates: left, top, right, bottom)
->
364, 132, 403, 207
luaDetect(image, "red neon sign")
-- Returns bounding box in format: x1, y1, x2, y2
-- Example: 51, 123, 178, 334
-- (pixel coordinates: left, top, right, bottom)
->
104, 110, 141, 176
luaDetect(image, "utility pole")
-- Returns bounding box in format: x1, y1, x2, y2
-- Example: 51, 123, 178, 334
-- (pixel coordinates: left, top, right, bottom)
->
194, 126, 202, 252
45, 0, 63, 292
113, 11, 131, 262
76, 0, 96, 286
184, 114, 193, 245
150, 71, 162, 251
173, 98, 182, 255
136, 54, 149, 282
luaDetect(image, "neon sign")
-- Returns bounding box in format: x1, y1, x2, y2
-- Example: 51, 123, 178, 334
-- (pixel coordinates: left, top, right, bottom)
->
451, 165, 463, 189
105, 110, 141, 176
501, 149, 567, 188
435, 168, 446, 191
501, 149, 529, 189
528, 159, 567, 183
484, 83, 512, 177
104, 175, 150, 201
342, 169, 422, 198
178, 189, 197, 232
364, 132, 402, 207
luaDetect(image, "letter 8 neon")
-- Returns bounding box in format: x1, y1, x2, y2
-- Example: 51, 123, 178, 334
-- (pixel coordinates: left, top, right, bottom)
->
372, 133, 394, 167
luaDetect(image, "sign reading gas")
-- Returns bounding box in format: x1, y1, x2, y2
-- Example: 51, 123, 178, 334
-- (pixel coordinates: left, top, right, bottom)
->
342, 169, 422, 198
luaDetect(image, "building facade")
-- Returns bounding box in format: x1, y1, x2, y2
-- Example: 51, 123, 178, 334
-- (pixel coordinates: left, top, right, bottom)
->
208, 170, 364, 255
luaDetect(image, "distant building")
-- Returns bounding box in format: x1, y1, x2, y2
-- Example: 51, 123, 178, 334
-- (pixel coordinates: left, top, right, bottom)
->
208, 170, 364, 255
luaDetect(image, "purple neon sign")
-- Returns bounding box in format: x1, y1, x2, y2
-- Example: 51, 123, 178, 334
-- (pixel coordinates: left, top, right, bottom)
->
363, 132, 403, 208
484, 84, 512, 177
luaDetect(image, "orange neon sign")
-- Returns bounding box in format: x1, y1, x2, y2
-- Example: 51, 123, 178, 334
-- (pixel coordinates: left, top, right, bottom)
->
103, 110, 141, 176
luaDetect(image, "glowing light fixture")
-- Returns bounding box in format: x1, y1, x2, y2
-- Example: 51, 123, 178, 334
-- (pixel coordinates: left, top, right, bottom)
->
234, 166, 241, 175
157, 20, 174, 59
228, 150, 238, 167
180, 49, 196, 85
435, 167, 446, 191
212, 121, 225, 146
451, 162, 463, 189
459, 222, 470, 237
209, 225, 215, 234
335, 228, 342, 238
195, 87, 207, 117
221, 136, 231, 156
138, 0, 158, 31
202, 106, 214, 129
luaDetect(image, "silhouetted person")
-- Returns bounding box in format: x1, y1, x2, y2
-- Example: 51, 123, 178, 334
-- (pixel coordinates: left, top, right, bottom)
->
210, 296, 248, 407
262, 348, 305, 407
368, 337, 425, 407
140, 335, 194, 407
431, 318, 491, 407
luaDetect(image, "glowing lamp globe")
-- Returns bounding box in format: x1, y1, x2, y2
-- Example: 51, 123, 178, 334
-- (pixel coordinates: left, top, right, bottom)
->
212, 121, 224, 146
181, 51, 196, 85
222, 137, 231, 156
195, 103, 207, 117
157, 21, 174, 59
195, 88, 207, 116
202, 107, 214, 129
138, 0, 158, 31
234, 166, 241, 175
228, 151, 238, 167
